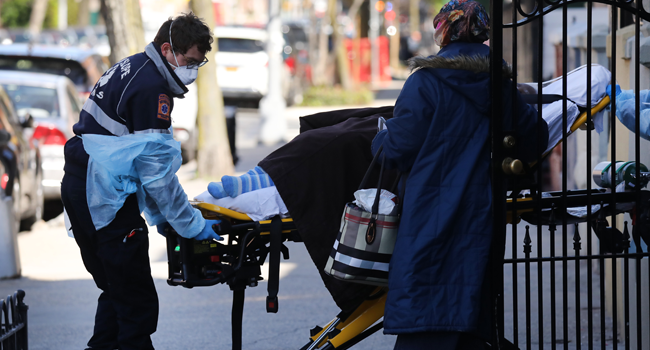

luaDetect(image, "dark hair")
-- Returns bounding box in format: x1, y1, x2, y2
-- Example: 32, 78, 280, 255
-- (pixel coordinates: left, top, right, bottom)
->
153, 12, 213, 54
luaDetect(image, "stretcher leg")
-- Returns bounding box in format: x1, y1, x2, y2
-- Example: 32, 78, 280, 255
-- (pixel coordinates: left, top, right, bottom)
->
301, 290, 387, 349
325, 293, 386, 349
232, 287, 245, 350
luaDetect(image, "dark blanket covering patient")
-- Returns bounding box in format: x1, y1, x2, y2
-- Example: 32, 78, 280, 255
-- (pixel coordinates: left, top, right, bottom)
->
259, 106, 397, 312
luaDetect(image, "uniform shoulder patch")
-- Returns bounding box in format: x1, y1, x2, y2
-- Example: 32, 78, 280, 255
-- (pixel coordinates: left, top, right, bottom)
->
157, 94, 171, 121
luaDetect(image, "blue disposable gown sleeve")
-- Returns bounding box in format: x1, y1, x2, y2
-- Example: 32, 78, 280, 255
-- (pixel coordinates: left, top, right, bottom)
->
133, 143, 205, 239
81, 133, 206, 237
613, 89, 650, 141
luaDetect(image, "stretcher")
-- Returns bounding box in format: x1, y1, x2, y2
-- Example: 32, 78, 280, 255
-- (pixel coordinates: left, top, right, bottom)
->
165, 202, 388, 350
166, 65, 650, 349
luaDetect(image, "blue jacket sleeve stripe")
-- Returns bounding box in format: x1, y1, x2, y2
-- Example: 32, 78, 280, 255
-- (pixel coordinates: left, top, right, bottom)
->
82, 99, 129, 136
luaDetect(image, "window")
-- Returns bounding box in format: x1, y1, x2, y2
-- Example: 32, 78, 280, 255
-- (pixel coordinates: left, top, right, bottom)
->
217, 38, 265, 53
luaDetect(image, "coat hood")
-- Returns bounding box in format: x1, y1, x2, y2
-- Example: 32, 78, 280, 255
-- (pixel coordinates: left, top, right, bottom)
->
406, 42, 513, 112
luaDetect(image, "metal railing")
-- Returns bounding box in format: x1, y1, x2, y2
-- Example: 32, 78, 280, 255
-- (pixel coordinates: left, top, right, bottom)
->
1, 290, 28, 350
490, 0, 650, 348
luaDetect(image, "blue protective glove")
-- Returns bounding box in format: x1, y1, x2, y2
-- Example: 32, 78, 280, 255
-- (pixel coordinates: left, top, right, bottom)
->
194, 219, 224, 241
606, 84, 621, 99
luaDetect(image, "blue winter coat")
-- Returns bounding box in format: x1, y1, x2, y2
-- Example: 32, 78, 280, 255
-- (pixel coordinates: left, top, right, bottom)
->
371, 42, 548, 335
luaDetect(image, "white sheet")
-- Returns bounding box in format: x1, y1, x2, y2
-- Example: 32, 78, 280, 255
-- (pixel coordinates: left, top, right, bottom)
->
194, 186, 289, 222
540, 64, 611, 154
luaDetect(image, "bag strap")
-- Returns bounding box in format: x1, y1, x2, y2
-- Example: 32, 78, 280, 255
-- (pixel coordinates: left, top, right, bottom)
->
358, 145, 384, 191
370, 153, 386, 214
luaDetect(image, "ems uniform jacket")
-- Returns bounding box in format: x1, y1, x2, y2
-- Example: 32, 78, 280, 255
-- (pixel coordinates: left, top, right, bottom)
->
64, 42, 204, 236
371, 42, 549, 336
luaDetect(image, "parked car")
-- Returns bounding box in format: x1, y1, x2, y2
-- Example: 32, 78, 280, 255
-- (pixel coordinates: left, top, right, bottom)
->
0, 128, 22, 279
0, 44, 108, 100
0, 85, 43, 231
214, 26, 291, 108
0, 71, 81, 201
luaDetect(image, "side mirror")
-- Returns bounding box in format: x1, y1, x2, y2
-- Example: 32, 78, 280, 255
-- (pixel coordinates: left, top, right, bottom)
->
20, 114, 34, 129
0, 129, 10, 146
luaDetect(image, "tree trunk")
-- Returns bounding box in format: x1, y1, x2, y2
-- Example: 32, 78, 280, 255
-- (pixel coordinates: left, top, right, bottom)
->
390, 0, 400, 73
78, 0, 90, 27
125, 0, 145, 51
328, 0, 350, 90
313, 17, 330, 86
101, 0, 130, 64
409, 0, 419, 34
307, 0, 319, 86
28, 0, 49, 38
191, 0, 234, 178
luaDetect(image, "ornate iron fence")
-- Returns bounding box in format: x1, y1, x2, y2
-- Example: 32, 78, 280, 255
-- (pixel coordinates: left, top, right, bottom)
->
1, 290, 28, 350
490, 0, 650, 349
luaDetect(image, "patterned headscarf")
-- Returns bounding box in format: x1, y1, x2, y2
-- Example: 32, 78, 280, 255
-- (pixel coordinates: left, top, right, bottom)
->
433, 0, 490, 48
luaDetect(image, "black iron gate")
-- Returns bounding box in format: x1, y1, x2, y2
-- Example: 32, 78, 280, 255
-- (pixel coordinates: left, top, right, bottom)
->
0, 290, 28, 349
490, 0, 650, 349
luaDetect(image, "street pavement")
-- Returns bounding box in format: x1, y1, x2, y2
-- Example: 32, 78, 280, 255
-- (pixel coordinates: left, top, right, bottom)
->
0, 84, 403, 350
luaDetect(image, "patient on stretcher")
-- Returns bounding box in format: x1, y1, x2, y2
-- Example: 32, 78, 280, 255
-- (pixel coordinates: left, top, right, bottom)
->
195, 63, 613, 217
190, 63, 614, 312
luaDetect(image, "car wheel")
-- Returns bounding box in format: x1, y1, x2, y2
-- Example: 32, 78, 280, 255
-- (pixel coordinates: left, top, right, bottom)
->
20, 172, 43, 231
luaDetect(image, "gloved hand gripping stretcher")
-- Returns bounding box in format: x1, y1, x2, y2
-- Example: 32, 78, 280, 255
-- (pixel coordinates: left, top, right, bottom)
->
164, 198, 398, 350
164, 195, 299, 349
165, 64, 649, 350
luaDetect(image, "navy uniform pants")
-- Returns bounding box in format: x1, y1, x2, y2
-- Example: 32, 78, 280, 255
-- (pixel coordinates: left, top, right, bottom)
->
61, 173, 158, 350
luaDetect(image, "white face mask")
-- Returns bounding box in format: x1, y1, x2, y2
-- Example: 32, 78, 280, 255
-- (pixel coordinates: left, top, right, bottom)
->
168, 21, 199, 86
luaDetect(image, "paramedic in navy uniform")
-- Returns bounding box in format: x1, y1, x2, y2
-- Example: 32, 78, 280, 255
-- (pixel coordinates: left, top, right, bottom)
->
61, 13, 221, 350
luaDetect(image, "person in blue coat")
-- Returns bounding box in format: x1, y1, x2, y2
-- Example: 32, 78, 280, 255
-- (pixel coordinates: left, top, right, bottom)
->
371, 1, 549, 348
61, 14, 221, 350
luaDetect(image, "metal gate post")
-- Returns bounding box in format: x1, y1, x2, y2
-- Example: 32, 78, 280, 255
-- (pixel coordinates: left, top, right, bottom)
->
489, 0, 506, 346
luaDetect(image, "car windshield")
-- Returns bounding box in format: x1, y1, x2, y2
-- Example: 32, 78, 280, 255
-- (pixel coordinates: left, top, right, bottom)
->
1, 84, 60, 119
0, 57, 87, 87
218, 38, 265, 53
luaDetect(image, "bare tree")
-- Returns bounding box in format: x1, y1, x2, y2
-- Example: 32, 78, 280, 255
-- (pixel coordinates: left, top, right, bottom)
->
191, 0, 234, 178
126, 0, 146, 50
101, 0, 130, 64
328, 0, 351, 89
28, 0, 49, 38
101, 0, 144, 64
312, 15, 331, 86
410, 0, 419, 34
78, 0, 90, 27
